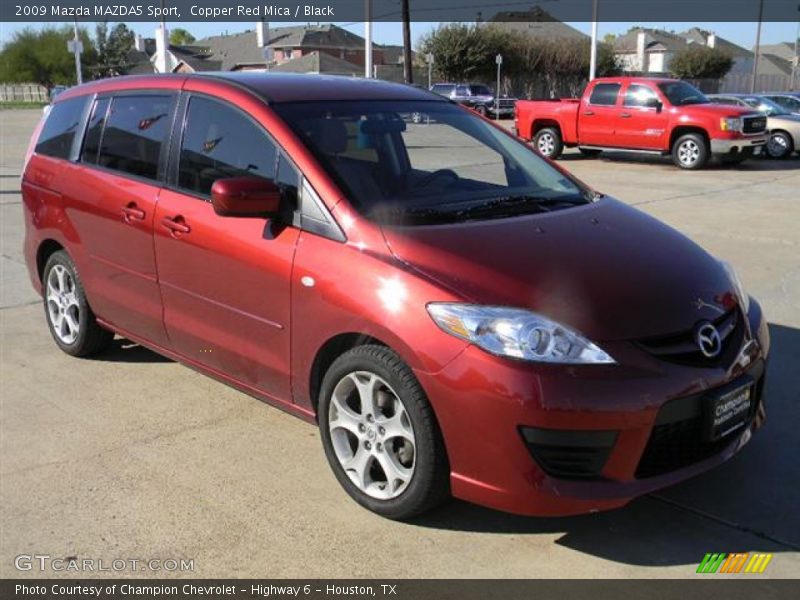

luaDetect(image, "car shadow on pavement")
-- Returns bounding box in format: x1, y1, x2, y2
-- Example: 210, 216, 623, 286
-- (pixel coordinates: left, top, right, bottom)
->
412, 323, 800, 567
93, 337, 173, 363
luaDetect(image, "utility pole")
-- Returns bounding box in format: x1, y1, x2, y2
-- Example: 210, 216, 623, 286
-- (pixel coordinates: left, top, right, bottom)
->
751, 0, 764, 93
495, 53, 502, 121
68, 17, 83, 85
589, 0, 599, 81
426, 53, 434, 88
792, 3, 800, 91
364, 0, 373, 78
401, 0, 413, 84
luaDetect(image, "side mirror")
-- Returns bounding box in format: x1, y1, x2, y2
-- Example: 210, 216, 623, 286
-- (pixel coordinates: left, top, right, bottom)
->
211, 177, 282, 218
646, 97, 663, 112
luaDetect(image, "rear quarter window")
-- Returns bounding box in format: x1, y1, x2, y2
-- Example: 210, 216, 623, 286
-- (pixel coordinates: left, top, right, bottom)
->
35, 96, 87, 159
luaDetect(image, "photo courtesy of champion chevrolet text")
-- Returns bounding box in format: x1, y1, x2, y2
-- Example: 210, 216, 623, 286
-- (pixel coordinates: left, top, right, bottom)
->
0, 0, 798, 598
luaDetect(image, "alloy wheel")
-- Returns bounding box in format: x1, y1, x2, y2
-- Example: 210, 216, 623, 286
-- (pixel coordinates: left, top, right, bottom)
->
767, 133, 790, 158
537, 133, 555, 156
328, 371, 416, 500
677, 139, 700, 167
46, 264, 80, 344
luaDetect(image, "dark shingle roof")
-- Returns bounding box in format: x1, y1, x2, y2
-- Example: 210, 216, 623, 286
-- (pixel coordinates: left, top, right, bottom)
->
268, 51, 361, 76
679, 28, 752, 58
614, 28, 687, 54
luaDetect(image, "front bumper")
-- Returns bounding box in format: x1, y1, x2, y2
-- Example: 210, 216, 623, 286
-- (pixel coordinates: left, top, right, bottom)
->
414, 301, 769, 516
710, 133, 767, 155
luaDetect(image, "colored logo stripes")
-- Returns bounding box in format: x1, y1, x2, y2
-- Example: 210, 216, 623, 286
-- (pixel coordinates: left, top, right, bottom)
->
697, 552, 773, 574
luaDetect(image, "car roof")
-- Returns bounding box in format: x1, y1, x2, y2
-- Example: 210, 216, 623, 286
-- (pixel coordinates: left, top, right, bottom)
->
57, 72, 446, 105
591, 76, 678, 85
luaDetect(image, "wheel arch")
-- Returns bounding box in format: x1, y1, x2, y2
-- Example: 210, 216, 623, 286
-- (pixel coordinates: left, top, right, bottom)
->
669, 126, 709, 151
308, 332, 389, 416
531, 119, 562, 139
36, 239, 66, 283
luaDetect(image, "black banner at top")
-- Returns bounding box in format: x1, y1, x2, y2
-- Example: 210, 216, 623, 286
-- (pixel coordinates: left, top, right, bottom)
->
2, 0, 800, 23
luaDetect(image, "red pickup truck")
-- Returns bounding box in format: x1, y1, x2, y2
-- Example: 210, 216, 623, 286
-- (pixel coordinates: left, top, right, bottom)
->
515, 77, 768, 169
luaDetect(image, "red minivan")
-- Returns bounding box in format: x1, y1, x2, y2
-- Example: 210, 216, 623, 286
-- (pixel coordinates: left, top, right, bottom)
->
22, 73, 769, 519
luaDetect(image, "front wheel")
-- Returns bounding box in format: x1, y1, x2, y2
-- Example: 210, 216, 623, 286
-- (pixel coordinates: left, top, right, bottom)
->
533, 127, 564, 159
43, 250, 113, 357
318, 345, 450, 519
671, 133, 709, 170
766, 131, 793, 159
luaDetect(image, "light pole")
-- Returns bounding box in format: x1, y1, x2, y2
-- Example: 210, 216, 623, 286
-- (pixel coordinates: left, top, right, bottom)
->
426, 53, 434, 88
68, 17, 83, 85
589, 0, 599, 81
495, 53, 502, 121
364, 0, 373, 78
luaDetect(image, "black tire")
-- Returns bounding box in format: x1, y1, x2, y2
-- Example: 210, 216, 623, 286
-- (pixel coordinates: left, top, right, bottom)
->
42, 250, 113, 357
475, 104, 488, 117
533, 126, 564, 159
318, 345, 450, 520
671, 133, 709, 170
579, 148, 602, 157
766, 131, 794, 159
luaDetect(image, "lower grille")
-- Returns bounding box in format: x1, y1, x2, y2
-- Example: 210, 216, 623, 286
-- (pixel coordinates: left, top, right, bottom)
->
520, 427, 617, 480
635, 373, 764, 479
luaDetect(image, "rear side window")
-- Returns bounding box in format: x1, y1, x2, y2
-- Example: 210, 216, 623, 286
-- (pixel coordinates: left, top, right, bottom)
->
178, 96, 277, 197
35, 96, 87, 159
588, 83, 621, 106
96, 95, 173, 181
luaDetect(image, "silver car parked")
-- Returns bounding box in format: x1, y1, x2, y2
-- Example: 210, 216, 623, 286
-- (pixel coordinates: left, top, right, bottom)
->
707, 93, 800, 159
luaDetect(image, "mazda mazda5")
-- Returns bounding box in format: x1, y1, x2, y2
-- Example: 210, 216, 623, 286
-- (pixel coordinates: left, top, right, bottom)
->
22, 73, 769, 518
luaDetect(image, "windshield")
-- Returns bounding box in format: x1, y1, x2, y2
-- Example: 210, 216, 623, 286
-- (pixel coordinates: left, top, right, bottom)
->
273, 100, 589, 225
742, 97, 789, 116
470, 85, 493, 96
657, 81, 709, 106
770, 95, 800, 112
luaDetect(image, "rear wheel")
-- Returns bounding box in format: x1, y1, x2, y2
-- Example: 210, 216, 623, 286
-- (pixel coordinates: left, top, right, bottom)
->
318, 345, 450, 519
671, 133, 709, 170
534, 127, 564, 159
766, 131, 793, 159
43, 250, 113, 357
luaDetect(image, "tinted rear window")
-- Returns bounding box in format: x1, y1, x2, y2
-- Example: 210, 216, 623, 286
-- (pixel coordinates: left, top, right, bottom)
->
36, 96, 87, 159
588, 83, 621, 106
97, 95, 173, 181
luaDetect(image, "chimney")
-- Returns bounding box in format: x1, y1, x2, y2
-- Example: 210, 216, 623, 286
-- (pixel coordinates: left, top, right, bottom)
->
256, 21, 274, 63
636, 31, 647, 72
154, 25, 169, 73
134, 34, 145, 52
707, 32, 716, 48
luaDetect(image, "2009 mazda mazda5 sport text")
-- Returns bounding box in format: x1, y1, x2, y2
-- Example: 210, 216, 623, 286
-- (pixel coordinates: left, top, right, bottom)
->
22, 73, 769, 519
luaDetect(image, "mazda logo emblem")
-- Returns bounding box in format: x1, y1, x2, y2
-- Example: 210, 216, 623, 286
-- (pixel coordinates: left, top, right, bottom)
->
696, 322, 722, 358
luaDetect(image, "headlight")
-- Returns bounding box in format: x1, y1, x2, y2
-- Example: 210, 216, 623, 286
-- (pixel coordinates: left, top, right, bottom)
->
427, 304, 615, 364
720, 117, 743, 132
720, 260, 750, 314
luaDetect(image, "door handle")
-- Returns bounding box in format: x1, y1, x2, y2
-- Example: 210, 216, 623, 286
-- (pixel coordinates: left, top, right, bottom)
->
121, 203, 145, 222
161, 216, 191, 235
583, 110, 595, 116
620, 112, 632, 118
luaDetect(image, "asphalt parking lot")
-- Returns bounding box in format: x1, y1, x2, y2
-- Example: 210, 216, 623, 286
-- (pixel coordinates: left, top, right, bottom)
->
1, 108, 799, 578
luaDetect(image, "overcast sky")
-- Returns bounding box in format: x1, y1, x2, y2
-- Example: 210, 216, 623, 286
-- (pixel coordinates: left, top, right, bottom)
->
0, 21, 797, 50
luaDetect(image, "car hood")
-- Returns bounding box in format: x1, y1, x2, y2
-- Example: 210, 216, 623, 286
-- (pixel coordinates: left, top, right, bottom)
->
768, 114, 800, 128
382, 197, 737, 342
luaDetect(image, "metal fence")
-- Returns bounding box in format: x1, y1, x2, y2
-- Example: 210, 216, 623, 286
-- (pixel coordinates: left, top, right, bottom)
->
0, 84, 48, 103
719, 73, 795, 93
